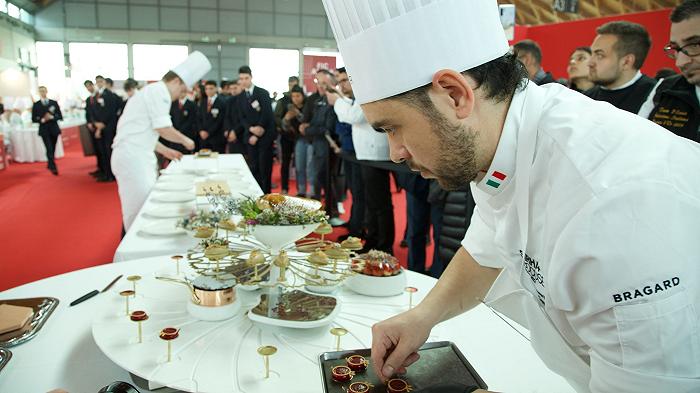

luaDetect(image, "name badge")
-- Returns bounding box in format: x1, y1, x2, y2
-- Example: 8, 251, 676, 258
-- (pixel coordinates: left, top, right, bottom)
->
183, 110, 188, 116
98, 98, 105, 106
211, 108, 219, 117
251, 100, 260, 112
49, 106, 55, 113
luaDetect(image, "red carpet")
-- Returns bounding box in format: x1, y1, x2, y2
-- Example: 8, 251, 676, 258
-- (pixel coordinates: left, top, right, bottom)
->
1, 142, 432, 291
0, 139, 122, 291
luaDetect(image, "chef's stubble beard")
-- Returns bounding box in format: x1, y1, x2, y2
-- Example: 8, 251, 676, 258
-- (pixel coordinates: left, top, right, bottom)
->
431, 113, 479, 191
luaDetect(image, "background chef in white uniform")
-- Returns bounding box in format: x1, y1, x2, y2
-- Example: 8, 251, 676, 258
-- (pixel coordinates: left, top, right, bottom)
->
112, 51, 211, 231
322, 1, 700, 392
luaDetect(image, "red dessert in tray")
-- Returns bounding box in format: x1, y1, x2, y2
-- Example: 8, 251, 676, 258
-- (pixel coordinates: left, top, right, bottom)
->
352, 250, 402, 277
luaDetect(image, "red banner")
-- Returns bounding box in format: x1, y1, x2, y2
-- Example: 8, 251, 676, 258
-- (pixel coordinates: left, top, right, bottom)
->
303, 55, 337, 94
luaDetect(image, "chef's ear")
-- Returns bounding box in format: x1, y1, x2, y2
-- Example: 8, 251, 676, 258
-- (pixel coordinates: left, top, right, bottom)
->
431, 69, 475, 120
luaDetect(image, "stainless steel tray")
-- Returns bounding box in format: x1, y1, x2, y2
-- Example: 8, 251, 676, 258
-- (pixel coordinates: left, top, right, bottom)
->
0, 348, 11, 373
319, 341, 487, 392
0, 297, 59, 347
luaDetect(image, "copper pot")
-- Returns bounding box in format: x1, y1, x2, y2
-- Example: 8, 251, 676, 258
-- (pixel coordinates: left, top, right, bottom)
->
157, 276, 236, 307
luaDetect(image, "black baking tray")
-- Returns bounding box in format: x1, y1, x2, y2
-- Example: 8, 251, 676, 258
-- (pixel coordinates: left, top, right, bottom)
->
319, 341, 487, 392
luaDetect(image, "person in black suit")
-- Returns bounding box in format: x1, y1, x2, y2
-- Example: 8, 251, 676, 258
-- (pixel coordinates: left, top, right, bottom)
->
223, 79, 246, 154
197, 80, 227, 153
83, 80, 102, 177
237, 65, 276, 193
92, 75, 121, 182
168, 91, 198, 153
31, 86, 63, 175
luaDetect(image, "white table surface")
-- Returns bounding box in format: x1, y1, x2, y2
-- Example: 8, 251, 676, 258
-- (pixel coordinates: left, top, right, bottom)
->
113, 154, 263, 262
6, 118, 85, 163
0, 255, 574, 393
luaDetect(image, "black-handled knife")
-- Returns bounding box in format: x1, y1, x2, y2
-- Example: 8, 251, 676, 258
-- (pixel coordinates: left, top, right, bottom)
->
69, 274, 123, 307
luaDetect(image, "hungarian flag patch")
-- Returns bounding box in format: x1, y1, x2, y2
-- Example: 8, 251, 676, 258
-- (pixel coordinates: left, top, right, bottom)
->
486, 171, 507, 189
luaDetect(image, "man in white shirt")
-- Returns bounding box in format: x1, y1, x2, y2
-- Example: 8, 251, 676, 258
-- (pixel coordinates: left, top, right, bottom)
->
323, 0, 700, 392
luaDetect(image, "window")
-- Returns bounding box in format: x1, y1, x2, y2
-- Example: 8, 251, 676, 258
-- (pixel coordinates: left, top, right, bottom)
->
0, 1, 7, 14
36, 42, 66, 97
68, 42, 129, 85
7, 2, 19, 18
132, 44, 189, 81
248, 48, 300, 98
20, 9, 33, 25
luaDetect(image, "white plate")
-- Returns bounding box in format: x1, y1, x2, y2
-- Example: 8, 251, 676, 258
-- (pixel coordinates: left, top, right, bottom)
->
138, 220, 186, 236
143, 204, 194, 218
153, 182, 194, 192
151, 192, 195, 203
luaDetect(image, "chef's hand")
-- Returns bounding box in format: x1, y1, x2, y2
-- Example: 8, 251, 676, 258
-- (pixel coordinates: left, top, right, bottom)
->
249, 135, 258, 146
162, 147, 183, 161
182, 136, 195, 151
371, 308, 432, 382
199, 130, 209, 140
226, 131, 237, 143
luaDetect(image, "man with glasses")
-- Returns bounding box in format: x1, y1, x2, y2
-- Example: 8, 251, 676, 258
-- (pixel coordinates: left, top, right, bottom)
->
639, 0, 700, 141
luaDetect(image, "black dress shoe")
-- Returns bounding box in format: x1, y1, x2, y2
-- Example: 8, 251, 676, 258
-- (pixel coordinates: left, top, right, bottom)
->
97, 176, 116, 183
90, 170, 103, 177
49, 168, 58, 176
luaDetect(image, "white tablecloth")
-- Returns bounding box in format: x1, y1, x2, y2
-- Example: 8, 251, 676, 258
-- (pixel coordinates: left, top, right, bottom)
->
0, 255, 574, 393
6, 119, 85, 163
113, 154, 263, 262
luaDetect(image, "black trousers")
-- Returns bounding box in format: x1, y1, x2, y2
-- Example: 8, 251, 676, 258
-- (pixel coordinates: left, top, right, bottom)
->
88, 129, 101, 172
41, 132, 60, 170
96, 130, 115, 179
248, 142, 274, 194
397, 173, 431, 273
361, 165, 394, 254
344, 156, 365, 237
280, 137, 295, 192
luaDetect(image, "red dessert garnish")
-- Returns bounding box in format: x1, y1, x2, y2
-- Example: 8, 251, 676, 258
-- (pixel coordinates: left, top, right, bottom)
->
331, 365, 354, 383
130, 311, 149, 322
159, 327, 179, 340
352, 250, 401, 277
348, 381, 371, 392
387, 378, 412, 393
346, 355, 368, 372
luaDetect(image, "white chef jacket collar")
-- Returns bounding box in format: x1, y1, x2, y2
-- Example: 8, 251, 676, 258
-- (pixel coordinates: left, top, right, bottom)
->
474, 83, 528, 197
600, 70, 642, 91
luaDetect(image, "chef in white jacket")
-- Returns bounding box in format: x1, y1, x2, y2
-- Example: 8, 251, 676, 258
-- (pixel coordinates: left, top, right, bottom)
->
322, 1, 700, 392
112, 51, 211, 231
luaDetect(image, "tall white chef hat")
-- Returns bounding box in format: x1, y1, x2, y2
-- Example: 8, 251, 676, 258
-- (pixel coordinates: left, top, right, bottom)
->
322, 0, 510, 104
171, 51, 212, 87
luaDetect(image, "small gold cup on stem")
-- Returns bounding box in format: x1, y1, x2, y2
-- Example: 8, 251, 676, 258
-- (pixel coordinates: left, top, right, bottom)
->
171, 255, 183, 275
119, 290, 135, 316
405, 286, 418, 309
127, 275, 142, 297
257, 345, 277, 379
330, 327, 348, 351
159, 327, 179, 362
130, 311, 149, 343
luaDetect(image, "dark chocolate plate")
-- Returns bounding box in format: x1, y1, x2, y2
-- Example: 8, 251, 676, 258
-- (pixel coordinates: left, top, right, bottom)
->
319, 341, 487, 392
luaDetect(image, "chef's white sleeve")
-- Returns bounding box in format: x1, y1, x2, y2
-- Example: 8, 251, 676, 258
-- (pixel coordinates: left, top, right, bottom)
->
461, 186, 505, 268
145, 84, 173, 129
548, 183, 700, 392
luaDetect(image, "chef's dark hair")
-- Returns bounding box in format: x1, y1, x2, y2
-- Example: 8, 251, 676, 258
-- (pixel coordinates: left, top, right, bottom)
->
596, 21, 651, 70
239, 65, 252, 76
391, 53, 528, 113
124, 78, 138, 92
671, 0, 700, 22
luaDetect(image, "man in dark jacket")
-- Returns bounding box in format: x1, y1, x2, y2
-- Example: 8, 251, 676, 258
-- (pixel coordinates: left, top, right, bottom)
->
92, 75, 121, 182
223, 80, 246, 154
84, 80, 102, 177
513, 39, 556, 85
643, 0, 700, 140
32, 86, 63, 175
237, 65, 276, 193
301, 69, 338, 216
169, 91, 198, 153
274, 76, 300, 194
197, 80, 227, 153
